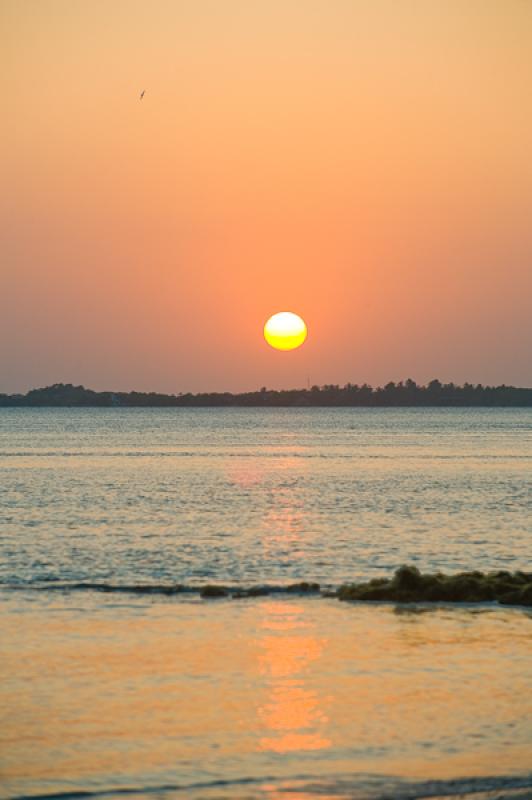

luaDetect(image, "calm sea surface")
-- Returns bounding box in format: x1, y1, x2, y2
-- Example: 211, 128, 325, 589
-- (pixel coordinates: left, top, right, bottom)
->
1, 408, 531, 799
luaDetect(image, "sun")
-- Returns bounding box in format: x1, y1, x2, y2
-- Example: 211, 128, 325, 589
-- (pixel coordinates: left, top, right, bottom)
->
264, 312, 307, 351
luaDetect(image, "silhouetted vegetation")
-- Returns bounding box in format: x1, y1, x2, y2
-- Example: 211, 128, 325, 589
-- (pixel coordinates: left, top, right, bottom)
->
338, 565, 532, 606
0, 379, 531, 407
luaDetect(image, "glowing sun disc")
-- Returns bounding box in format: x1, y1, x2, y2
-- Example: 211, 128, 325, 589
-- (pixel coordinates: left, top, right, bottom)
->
264, 312, 307, 351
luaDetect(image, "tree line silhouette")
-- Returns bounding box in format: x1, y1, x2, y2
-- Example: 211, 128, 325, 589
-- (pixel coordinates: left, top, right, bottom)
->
1, 379, 531, 407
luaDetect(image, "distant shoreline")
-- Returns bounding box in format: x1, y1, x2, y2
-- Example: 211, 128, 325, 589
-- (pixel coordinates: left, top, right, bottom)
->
1, 380, 532, 407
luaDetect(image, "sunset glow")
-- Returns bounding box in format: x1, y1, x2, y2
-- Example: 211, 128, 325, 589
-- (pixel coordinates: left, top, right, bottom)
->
2, 4, 531, 800
2, 1, 531, 392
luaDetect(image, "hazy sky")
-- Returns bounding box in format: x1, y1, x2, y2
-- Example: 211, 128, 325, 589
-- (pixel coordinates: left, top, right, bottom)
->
2, 0, 532, 393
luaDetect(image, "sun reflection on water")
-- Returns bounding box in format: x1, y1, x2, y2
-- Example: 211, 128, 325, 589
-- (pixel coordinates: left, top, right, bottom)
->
227, 448, 330, 754
257, 601, 330, 754
262, 454, 308, 564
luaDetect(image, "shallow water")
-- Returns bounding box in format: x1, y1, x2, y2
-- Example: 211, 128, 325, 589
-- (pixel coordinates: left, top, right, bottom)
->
0, 408, 531, 799
1, 592, 531, 799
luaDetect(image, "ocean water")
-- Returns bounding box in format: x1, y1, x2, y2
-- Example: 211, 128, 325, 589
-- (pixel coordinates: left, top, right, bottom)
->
0, 408, 531, 799
1, 408, 531, 587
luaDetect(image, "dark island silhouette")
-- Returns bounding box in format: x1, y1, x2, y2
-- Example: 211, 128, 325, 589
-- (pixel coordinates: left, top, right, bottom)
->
1, 379, 531, 406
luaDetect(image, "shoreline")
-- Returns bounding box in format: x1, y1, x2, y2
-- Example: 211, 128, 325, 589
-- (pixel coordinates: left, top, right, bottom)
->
8, 776, 532, 800
3, 567, 531, 608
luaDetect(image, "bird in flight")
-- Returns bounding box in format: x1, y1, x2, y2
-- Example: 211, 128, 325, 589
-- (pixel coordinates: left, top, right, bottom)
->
140, 89, 146, 100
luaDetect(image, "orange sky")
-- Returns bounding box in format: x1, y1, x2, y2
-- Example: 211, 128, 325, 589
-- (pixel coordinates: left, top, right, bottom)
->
2, 0, 532, 392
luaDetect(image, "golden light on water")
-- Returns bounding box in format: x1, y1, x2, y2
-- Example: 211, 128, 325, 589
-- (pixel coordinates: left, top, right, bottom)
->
264, 312, 307, 351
